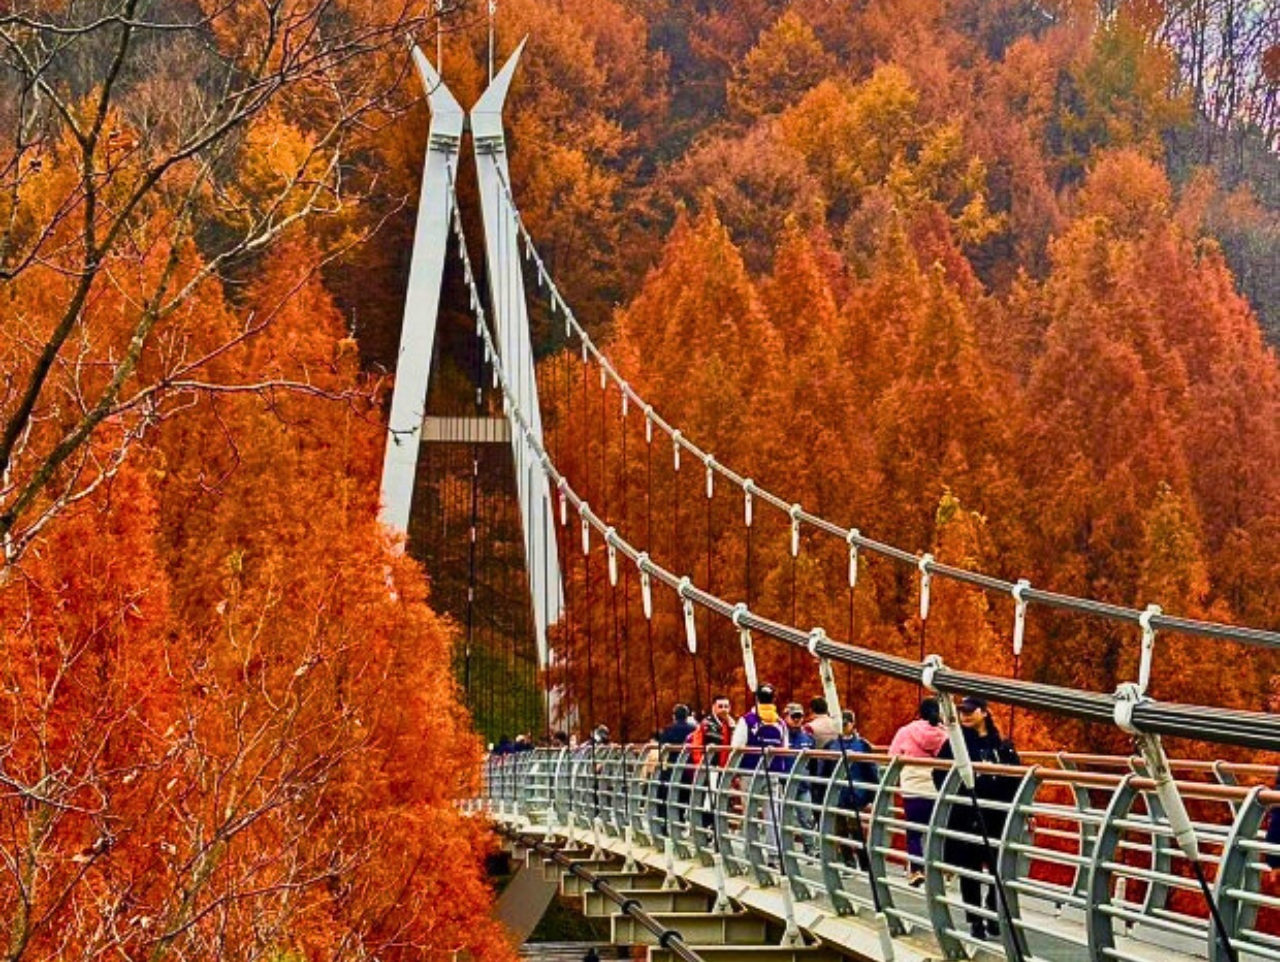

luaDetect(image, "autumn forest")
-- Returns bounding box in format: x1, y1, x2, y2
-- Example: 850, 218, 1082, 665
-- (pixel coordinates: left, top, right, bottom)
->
0, 0, 1277, 958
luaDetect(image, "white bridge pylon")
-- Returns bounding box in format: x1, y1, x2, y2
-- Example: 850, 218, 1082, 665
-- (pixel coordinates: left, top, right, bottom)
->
379, 43, 563, 670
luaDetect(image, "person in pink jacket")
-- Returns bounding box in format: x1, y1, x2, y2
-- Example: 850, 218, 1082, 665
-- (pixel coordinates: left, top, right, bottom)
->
889, 698, 947, 886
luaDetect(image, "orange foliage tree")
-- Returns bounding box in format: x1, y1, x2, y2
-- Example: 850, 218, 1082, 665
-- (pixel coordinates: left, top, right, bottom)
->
0, 7, 514, 959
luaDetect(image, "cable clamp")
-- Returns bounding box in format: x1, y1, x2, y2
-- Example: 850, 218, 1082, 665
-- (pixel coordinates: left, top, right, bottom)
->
1012, 578, 1030, 657
579, 502, 591, 555
920, 653, 944, 693
599, 361, 608, 391
644, 405, 654, 444
704, 454, 716, 498
743, 479, 755, 528
846, 528, 860, 588
638, 552, 653, 619
1137, 604, 1162, 695
678, 576, 697, 653
1113, 682, 1146, 734
672, 431, 683, 471
734, 603, 757, 689
580, 337, 589, 365
557, 479, 569, 527
605, 527, 618, 586
789, 503, 803, 557
620, 387, 629, 418
918, 553, 934, 621
807, 627, 826, 659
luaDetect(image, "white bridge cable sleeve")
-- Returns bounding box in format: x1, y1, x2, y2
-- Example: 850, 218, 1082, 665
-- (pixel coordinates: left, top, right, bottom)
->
491, 165, 1280, 653
447, 181, 1280, 753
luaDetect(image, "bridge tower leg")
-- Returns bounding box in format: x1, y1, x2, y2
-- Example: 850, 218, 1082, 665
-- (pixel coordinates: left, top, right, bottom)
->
378, 43, 565, 729
379, 48, 464, 534
471, 40, 564, 675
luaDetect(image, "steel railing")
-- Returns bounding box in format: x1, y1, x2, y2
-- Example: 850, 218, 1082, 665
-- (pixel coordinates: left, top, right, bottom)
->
479, 745, 1280, 961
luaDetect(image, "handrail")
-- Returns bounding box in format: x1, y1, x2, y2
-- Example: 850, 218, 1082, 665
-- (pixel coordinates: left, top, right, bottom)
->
481, 747, 1280, 962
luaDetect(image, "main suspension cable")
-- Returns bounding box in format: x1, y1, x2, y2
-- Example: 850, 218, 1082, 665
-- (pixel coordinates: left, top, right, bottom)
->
492, 165, 1280, 657
450, 175, 1280, 754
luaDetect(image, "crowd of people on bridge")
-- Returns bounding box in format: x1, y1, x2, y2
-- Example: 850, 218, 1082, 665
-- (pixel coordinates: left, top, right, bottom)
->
489, 686, 1280, 944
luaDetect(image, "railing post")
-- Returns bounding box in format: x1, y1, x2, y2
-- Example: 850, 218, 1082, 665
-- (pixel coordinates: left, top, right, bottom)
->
1087, 774, 1139, 960
923, 767, 968, 959
671, 746, 697, 862
706, 755, 734, 914
744, 758, 773, 886
781, 750, 814, 901
1210, 784, 1266, 962
546, 747, 564, 836
818, 753, 852, 914
565, 749, 583, 851
621, 747, 638, 872
720, 747, 750, 879
1055, 751, 1098, 903
994, 768, 1038, 959
866, 757, 905, 935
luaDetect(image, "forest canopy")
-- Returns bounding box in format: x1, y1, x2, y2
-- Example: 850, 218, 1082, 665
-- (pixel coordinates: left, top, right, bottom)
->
0, 0, 1277, 957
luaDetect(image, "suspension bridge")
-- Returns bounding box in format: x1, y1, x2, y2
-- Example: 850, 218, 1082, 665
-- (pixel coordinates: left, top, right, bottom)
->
382, 46, 1280, 962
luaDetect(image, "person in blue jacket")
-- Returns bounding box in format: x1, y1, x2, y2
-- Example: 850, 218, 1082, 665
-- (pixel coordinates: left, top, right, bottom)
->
783, 703, 817, 833
832, 709, 878, 867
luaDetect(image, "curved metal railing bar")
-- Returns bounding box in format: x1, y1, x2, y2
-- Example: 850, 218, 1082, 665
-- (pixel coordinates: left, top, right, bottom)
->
491, 165, 1280, 654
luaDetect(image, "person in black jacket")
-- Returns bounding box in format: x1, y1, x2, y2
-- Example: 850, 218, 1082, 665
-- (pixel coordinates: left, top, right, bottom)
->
656, 704, 697, 822
934, 696, 1020, 941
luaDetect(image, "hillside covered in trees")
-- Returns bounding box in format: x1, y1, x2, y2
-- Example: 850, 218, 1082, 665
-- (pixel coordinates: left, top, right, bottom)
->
0, 3, 512, 959
0, 0, 1277, 957
366, 0, 1280, 757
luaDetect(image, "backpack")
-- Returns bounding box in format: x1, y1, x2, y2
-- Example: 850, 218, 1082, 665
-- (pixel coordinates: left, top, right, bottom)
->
687, 723, 706, 766
746, 711, 786, 749
743, 709, 787, 771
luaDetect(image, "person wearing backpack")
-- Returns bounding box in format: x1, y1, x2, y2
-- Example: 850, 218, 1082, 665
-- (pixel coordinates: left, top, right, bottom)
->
731, 683, 789, 769
688, 694, 736, 832
732, 684, 790, 860
933, 696, 1021, 942
781, 703, 817, 839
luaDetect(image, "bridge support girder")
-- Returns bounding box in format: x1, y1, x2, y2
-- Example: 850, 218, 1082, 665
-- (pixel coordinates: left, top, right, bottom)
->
583, 888, 713, 919
560, 869, 669, 898
646, 948, 847, 962
611, 912, 768, 947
